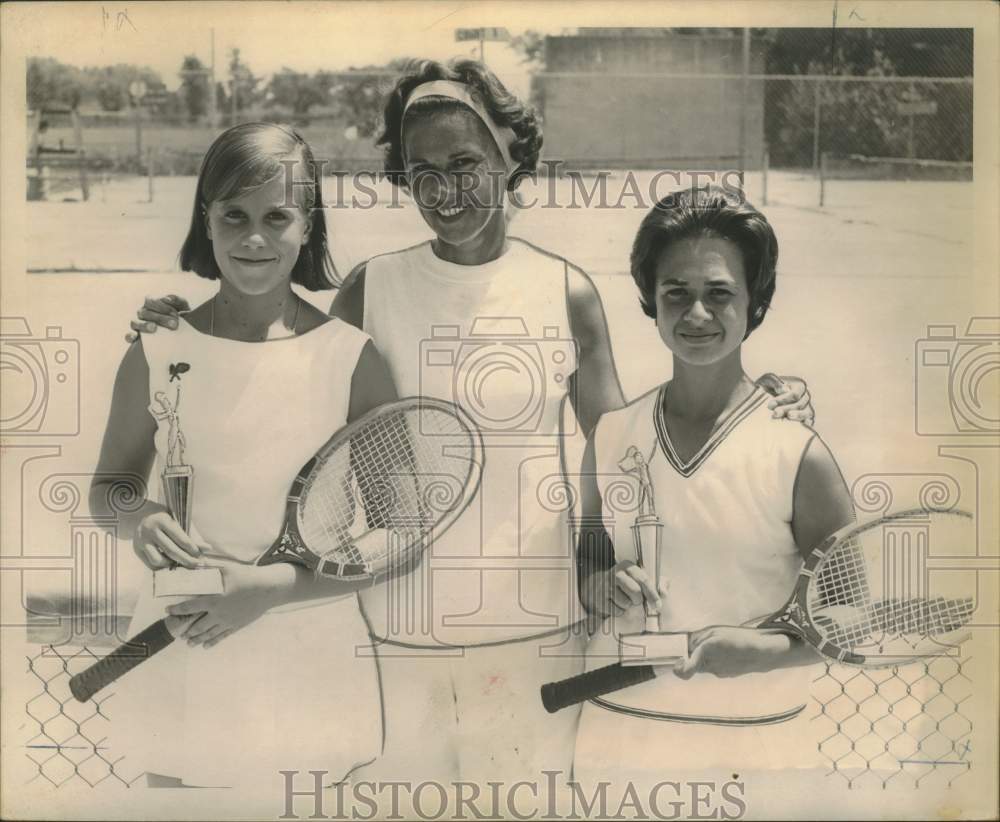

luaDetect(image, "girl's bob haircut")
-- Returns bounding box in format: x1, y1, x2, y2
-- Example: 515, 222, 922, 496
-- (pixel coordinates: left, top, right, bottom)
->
377, 58, 542, 192
630, 185, 779, 338
180, 122, 335, 290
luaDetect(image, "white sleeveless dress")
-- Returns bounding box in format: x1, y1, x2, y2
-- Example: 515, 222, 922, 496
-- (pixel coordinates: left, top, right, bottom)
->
110, 318, 382, 788
574, 382, 825, 783
360, 238, 583, 648
355, 238, 586, 784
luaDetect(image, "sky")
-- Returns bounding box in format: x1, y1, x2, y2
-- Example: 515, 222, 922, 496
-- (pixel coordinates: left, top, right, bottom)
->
17, 2, 552, 99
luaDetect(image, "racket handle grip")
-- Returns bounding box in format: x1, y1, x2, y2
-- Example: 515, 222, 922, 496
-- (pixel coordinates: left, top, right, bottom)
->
540, 662, 658, 714
69, 619, 176, 703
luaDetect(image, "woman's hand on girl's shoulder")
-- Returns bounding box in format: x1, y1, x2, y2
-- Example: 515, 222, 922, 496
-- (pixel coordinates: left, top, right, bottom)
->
761, 374, 815, 425
125, 294, 190, 342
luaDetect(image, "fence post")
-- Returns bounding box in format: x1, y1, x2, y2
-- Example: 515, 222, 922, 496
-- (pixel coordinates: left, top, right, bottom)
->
739, 27, 751, 177
71, 109, 89, 202
133, 101, 143, 165
812, 79, 822, 173
762, 143, 769, 206
819, 151, 828, 208
907, 81, 917, 159
147, 146, 155, 203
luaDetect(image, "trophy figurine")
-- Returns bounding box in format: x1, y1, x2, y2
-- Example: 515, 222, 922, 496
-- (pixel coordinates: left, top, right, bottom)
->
616, 446, 687, 665
151, 389, 194, 532
149, 381, 223, 597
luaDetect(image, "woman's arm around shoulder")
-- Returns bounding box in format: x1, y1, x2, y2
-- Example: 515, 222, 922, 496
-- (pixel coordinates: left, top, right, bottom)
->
328, 261, 366, 330
348, 339, 398, 422
565, 262, 626, 438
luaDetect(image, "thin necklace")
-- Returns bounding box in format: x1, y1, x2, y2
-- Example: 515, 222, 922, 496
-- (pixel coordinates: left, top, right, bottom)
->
209, 295, 300, 340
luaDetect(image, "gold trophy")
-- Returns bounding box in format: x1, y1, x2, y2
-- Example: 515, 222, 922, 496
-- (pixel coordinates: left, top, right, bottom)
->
616, 446, 687, 665
149, 381, 223, 597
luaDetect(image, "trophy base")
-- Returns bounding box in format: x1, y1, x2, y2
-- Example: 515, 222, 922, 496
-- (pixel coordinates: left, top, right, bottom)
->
619, 631, 689, 666
153, 567, 225, 597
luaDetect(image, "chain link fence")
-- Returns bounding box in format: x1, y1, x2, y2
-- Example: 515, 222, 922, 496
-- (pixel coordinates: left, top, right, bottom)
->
27, 29, 973, 211
811, 656, 973, 789
25, 645, 140, 788
532, 28, 973, 208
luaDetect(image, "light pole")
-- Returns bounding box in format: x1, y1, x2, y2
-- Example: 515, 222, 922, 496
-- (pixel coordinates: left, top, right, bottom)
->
128, 79, 147, 160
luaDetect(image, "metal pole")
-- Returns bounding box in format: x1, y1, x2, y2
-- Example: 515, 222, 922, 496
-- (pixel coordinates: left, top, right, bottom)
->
762, 143, 769, 206
907, 83, 916, 158
480, 32, 484, 62
812, 80, 822, 173
72, 109, 89, 202
209, 28, 218, 128
133, 101, 143, 166
739, 28, 750, 178
819, 151, 828, 207
147, 146, 155, 203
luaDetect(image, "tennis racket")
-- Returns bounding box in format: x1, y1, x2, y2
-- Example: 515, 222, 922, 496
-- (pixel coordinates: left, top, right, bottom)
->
70, 397, 484, 703
542, 507, 980, 713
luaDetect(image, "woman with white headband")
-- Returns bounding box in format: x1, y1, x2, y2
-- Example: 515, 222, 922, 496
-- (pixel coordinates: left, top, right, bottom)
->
127, 58, 814, 796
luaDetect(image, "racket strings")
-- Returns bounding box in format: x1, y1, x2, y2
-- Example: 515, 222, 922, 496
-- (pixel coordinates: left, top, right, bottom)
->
809, 538, 877, 648
298, 408, 476, 569
808, 522, 976, 654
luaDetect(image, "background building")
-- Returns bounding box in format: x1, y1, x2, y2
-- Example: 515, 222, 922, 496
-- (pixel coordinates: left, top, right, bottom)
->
537, 28, 767, 169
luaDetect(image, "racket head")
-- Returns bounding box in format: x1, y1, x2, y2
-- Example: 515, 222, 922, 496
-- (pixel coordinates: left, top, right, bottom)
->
257, 397, 484, 580
762, 507, 977, 667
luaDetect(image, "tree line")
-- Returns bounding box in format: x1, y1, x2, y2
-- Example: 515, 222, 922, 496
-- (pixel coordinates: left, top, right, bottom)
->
27, 52, 411, 137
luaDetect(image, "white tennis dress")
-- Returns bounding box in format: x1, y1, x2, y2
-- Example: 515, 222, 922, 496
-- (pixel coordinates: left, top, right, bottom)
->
356, 238, 585, 785
110, 318, 381, 788
574, 382, 824, 783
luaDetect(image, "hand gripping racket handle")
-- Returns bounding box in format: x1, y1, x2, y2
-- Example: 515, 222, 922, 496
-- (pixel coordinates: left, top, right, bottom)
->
541, 662, 658, 713
69, 618, 176, 703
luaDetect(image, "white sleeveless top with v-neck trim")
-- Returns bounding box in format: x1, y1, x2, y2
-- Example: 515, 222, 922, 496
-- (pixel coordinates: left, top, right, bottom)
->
588, 381, 818, 723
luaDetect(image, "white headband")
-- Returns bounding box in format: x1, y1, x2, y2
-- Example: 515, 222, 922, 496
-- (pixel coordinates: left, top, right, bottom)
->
402, 80, 518, 175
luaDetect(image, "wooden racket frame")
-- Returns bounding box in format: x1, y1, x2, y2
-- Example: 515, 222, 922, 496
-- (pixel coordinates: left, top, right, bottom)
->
541, 507, 977, 714
756, 506, 974, 667
256, 396, 485, 579
69, 397, 484, 704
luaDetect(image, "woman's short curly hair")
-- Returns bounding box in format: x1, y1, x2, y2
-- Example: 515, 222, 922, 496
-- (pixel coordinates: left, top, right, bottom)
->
376, 58, 542, 192
630, 185, 779, 338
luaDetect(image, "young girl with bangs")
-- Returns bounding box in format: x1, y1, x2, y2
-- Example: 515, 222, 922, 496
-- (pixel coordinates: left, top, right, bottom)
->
125, 61, 814, 794
91, 123, 396, 788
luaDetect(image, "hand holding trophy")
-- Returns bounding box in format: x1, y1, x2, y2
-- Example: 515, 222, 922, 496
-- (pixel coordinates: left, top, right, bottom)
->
616, 446, 688, 665
149, 376, 223, 597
